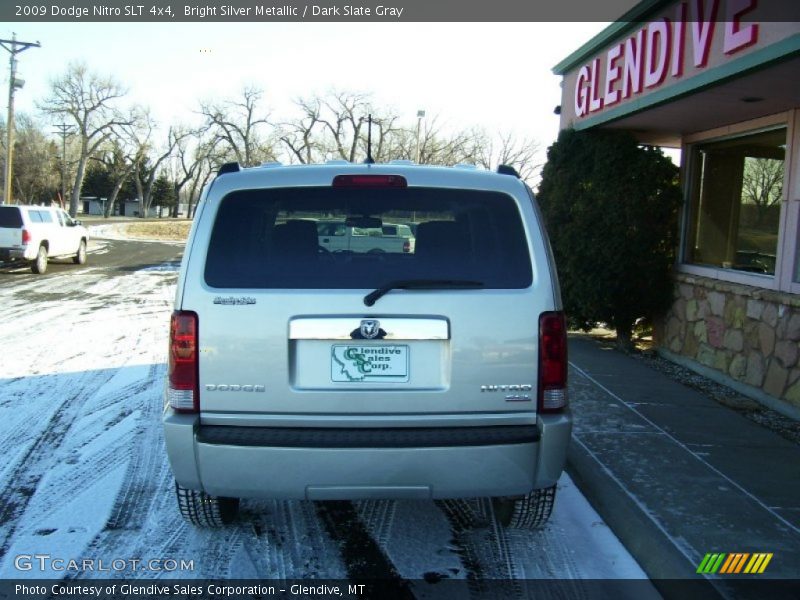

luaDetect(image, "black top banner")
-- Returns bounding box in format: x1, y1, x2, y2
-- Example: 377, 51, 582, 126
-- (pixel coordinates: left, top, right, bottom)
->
4, 0, 800, 22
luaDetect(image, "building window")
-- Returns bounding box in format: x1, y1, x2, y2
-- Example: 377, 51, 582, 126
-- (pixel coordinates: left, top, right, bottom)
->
685, 128, 786, 276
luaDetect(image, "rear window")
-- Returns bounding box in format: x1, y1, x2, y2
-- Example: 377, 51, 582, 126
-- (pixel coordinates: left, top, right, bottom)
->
0, 207, 23, 228
204, 187, 533, 289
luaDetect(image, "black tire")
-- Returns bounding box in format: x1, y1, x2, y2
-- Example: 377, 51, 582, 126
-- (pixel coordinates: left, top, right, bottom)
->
31, 245, 48, 274
492, 484, 556, 530
175, 481, 239, 527
73, 239, 87, 264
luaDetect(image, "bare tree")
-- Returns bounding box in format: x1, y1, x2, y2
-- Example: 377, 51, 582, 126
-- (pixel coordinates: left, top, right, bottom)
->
317, 90, 370, 162
411, 118, 484, 166
198, 86, 276, 166
168, 128, 207, 217
476, 130, 541, 182
742, 157, 784, 224
11, 114, 60, 204
38, 62, 133, 216
315, 90, 402, 163
184, 132, 228, 219
127, 113, 190, 216
280, 91, 405, 164
277, 97, 323, 164
90, 139, 140, 218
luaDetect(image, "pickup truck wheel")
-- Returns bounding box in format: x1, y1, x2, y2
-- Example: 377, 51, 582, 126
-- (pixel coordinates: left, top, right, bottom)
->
492, 485, 556, 530
31, 245, 48, 274
175, 481, 239, 527
73, 240, 87, 264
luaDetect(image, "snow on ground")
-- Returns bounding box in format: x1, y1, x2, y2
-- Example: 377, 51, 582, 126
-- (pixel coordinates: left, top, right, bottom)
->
88, 223, 186, 245
0, 237, 655, 593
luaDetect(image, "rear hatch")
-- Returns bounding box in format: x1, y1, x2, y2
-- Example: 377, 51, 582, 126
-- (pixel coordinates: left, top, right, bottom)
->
0, 206, 23, 248
192, 179, 551, 419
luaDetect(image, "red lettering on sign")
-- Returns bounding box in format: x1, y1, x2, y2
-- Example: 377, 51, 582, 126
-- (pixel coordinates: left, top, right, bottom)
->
671, 2, 686, 77
622, 29, 645, 99
645, 18, 672, 88
604, 43, 623, 107
575, 64, 590, 117
724, 0, 759, 54
690, 0, 720, 68
589, 58, 604, 112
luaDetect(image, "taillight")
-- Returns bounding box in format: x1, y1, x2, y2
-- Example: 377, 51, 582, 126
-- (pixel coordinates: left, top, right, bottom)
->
403, 240, 411, 253
332, 174, 407, 188
21, 229, 31, 244
538, 311, 568, 413
168, 311, 198, 413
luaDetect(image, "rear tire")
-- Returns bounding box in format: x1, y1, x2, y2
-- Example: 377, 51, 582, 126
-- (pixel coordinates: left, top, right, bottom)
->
73, 239, 87, 264
492, 484, 556, 529
175, 481, 239, 527
31, 245, 48, 274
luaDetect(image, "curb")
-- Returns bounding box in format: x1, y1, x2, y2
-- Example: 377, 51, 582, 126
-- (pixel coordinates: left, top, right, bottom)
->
566, 439, 723, 600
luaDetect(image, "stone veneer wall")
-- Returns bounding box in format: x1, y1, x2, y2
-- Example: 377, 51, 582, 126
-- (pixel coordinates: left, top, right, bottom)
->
657, 273, 800, 410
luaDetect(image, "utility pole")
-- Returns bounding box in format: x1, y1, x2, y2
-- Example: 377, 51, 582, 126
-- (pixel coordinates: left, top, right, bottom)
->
54, 123, 74, 210
0, 34, 41, 205
415, 109, 426, 164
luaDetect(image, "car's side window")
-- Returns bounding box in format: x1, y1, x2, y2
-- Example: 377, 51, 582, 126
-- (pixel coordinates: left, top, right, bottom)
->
31, 210, 53, 223
317, 222, 346, 236
28, 211, 43, 223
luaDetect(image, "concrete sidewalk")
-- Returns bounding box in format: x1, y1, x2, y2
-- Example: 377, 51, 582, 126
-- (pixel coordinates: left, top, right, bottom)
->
566, 335, 800, 599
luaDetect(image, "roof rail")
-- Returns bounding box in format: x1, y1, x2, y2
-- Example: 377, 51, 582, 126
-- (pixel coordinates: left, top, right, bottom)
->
497, 164, 520, 178
260, 161, 283, 168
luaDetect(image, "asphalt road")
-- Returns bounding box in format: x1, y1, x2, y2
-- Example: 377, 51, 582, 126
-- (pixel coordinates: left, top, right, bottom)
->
0, 237, 184, 279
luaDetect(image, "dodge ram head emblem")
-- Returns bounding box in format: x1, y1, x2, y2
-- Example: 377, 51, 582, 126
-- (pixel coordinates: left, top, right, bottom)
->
360, 319, 381, 339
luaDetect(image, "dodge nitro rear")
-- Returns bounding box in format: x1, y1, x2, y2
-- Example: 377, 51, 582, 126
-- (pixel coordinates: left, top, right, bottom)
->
163, 161, 571, 528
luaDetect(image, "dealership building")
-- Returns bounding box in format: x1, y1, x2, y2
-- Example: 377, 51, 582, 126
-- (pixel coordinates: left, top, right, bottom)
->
553, 0, 800, 415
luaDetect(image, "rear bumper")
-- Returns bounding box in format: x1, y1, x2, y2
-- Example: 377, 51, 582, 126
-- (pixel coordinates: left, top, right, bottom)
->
0, 247, 28, 262
163, 409, 572, 500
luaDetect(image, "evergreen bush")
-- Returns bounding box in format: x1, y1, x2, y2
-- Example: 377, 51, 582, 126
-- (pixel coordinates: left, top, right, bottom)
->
537, 128, 682, 347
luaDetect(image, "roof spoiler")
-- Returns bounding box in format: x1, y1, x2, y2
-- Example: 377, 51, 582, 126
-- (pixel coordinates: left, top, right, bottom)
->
217, 162, 241, 177
497, 164, 520, 178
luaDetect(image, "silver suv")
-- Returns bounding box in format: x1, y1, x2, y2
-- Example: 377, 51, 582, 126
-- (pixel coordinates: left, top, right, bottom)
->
163, 162, 571, 528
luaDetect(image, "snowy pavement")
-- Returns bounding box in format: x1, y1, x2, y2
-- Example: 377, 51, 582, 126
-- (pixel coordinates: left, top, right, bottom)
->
0, 237, 655, 594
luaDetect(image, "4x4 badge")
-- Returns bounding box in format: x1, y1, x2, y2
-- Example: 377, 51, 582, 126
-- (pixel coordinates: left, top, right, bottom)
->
360, 319, 381, 339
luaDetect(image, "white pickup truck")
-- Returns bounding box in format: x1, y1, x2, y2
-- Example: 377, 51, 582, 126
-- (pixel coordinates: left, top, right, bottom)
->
316, 219, 415, 254
0, 205, 89, 274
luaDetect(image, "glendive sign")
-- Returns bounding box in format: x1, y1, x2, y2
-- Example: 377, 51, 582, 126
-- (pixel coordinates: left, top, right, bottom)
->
574, 0, 759, 118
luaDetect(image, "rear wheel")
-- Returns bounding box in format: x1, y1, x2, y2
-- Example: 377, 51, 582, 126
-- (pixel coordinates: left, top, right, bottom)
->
31, 245, 48, 274
73, 239, 87, 264
175, 481, 239, 527
492, 485, 556, 529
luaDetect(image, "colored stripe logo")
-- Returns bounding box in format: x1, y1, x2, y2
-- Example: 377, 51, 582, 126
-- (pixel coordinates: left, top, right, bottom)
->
697, 553, 773, 574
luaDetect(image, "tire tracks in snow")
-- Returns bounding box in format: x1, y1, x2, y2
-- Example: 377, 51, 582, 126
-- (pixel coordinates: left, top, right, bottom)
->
436, 499, 526, 599
0, 370, 117, 561
238, 500, 338, 579
103, 364, 164, 531
316, 501, 413, 597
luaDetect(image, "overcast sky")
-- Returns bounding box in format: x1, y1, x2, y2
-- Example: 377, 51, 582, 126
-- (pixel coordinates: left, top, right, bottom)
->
4, 22, 609, 155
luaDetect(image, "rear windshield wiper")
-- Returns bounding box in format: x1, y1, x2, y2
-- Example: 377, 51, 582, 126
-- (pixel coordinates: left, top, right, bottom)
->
364, 279, 484, 306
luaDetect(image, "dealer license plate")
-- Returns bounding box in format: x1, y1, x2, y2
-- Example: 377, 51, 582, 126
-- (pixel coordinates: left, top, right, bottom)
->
331, 345, 409, 383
